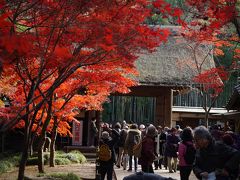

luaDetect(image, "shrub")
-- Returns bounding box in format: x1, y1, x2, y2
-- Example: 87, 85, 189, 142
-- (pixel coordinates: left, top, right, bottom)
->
55, 157, 71, 165
0, 152, 20, 174
55, 151, 86, 164
69, 151, 86, 164
0, 161, 13, 174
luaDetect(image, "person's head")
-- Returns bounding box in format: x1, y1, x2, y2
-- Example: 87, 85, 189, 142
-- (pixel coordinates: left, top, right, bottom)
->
175, 125, 180, 130
101, 131, 110, 139
114, 122, 121, 129
130, 123, 138, 129
146, 125, 157, 137
139, 124, 145, 131
157, 126, 163, 133
194, 126, 212, 149
222, 134, 234, 146
181, 127, 193, 142
164, 126, 169, 133
170, 127, 177, 135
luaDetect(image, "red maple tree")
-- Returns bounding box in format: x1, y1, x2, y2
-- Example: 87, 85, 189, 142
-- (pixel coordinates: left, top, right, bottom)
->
0, 1, 182, 179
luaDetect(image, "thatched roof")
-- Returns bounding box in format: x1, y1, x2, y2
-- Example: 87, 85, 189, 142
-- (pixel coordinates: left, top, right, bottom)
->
134, 26, 215, 87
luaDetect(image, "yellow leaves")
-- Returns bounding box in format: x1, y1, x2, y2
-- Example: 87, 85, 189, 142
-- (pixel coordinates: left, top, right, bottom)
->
0, 100, 5, 108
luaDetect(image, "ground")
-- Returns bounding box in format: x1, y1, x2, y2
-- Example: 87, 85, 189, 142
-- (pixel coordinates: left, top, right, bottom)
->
0, 163, 198, 180
0, 163, 95, 180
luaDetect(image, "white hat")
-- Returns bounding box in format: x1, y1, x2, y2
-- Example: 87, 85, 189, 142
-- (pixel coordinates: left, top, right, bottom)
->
139, 124, 145, 129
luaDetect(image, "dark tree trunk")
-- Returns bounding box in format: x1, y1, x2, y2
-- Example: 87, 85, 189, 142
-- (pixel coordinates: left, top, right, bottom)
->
18, 127, 30, 180
38, 133, 46, 173
50, 119, 57, 167
18, 146, 28, 180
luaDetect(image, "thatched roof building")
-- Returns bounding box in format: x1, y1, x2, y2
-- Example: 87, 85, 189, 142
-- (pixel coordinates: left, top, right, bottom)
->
125, 26, 216, 127
134, 26, 215, 87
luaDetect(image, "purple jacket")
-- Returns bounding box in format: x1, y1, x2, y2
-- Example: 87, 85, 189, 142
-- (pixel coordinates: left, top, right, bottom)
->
139, 135, 156, 166
164, 134, 180, 157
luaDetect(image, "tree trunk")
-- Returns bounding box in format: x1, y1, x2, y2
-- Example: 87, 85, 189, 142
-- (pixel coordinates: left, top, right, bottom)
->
18, 127, 31, 180
29, 135, 36, 157
205, 110, 209, 128
38, 133, 46, 173
18, 144, 29, 180
50, 120, 57, 167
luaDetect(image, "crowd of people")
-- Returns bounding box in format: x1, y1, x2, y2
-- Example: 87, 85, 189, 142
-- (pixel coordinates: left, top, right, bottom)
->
97, 121, 240, 180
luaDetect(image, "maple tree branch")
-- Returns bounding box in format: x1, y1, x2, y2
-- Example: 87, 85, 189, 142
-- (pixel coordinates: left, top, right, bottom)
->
199, 46, 213, 69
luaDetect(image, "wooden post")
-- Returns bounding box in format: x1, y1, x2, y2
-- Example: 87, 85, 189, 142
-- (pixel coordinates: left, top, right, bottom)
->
165, 88, 173, 128
155, 88, 173, 127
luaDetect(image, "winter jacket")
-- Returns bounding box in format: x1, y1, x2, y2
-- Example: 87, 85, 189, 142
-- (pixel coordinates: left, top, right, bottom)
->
193, 140, 240, 179
139, 135, 156, 166
164, 134, 180, 157
99, 129, 120, 164
178, 141, 194, 167
125, 129, 141, 156
118, 129, 128, 147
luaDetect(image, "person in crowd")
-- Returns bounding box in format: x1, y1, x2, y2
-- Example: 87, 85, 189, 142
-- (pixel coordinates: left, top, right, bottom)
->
123, 171, 176, 180
222, 131, 240, 150
112, 122, 121, 160
193, 126, 240, 180
139, 124, 146, 139
175, 125, 183, 138
99, 129, 120, 180
154, 126, 166, 170
165, 127, 181, 173
125, 123, 141, 172
139, 125, 157, 173
178, 127, 195, 180
210, 124, 224, 141
221, 133, 235, 149
162, 126, 170, 170
89, 118, 98, 147
116, 125, 129, 169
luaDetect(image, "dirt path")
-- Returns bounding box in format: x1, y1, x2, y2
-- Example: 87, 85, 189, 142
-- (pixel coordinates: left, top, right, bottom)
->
0, 163, 96, 180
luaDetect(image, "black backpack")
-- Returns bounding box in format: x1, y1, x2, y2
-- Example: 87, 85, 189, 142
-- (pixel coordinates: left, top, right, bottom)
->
183, 142, 196, 165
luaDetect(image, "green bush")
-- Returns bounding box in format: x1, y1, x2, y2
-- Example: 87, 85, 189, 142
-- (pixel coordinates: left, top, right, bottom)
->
0, 161, 13, 174
55, 151, 86, 164
0, 152, 21, 174
55, 157, 71, 165
47, 172, 81, 180
69, 151, 86, 164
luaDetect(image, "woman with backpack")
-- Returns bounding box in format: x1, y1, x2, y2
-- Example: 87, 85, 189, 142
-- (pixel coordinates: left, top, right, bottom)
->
178, 127, 195, 180
98, 129, 120, 180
